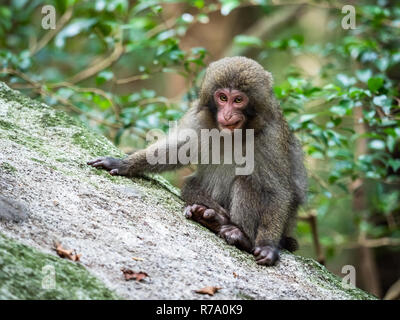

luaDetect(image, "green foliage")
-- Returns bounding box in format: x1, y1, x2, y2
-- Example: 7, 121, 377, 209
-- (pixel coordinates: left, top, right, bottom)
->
0, 0, 399, 262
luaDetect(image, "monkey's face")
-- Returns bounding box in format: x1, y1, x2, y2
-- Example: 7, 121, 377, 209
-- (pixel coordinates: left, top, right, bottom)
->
213, 88, 248, 131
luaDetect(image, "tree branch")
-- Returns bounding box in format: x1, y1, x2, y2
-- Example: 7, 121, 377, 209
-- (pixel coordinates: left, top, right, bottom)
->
30, 6, 74, 56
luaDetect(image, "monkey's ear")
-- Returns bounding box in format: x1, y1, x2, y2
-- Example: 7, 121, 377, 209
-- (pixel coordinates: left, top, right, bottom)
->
265, 71, 274, 86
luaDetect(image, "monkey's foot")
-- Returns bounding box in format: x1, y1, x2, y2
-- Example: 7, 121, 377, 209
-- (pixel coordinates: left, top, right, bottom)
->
253, 245, 279, 266
219, 225, 253, 253
184, 204, 228, 234
87, 157, 129, 176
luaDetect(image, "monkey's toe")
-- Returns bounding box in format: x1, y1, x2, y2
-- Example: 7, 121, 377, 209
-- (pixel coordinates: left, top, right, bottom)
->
183, 204, 207, 219
110, 169, 119, 175
203, 209, 216, 219
184, 206, 193, 218
254, 245, 279, 266
219, 225, 253, 252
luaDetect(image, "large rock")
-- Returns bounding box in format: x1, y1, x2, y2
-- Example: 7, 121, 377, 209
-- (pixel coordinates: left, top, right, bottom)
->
0, 82, 374, 300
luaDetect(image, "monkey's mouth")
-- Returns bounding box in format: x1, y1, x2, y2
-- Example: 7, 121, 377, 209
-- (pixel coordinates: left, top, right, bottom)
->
220, 120, 242, 131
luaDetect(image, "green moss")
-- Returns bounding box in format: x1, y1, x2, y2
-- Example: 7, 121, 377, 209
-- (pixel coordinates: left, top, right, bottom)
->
40, 110, 80, 128
236, 292, 255, 300
0, 86, 48, 111
8, 132, 46, 155
30, 158, 57, 170
0, 234, 120, 300
295, 255, 377, 300
0, 162, 17, 174
0, 119, 18, 131
72, 129, 121, 158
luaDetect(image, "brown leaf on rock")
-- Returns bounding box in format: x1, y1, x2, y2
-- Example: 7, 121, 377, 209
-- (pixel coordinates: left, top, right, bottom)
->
195, 286, 221, 296
54, 241, 81, 262
233, 272, 238, 278
132, 257, 144, 261
121, 268, 148, 281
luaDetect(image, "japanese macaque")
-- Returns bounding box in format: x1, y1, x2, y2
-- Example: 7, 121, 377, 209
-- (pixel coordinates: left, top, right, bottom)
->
88, 56, 307, 266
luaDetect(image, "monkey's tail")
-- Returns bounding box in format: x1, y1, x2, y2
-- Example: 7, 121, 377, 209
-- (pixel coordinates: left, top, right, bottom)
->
279, 236, 299, 252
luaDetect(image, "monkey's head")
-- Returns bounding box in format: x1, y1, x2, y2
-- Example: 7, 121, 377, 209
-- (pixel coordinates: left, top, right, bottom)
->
200, 56, 276, 132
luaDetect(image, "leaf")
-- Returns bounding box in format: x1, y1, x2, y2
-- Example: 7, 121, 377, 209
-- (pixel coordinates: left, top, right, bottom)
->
373, 95, 392, 109
132, 257, 144, 261
299, 114, 317, 123
195, 286, 221, 296
121, 268, 148, 281
368, 139, 385, 150
234, 35, 263, 47
96, 70, 114, 85
220, 0, 240, 16
355, 69, 372, 83
336, 74, 356, 87
388, 159, 400, 172
367, 77, 384, 93
55, 18, 97, 48
54, 241, 82, 262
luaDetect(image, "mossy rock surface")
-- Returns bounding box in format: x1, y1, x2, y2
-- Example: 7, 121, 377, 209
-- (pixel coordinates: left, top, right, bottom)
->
0, 234, 119, 299
0, 82, 375, 300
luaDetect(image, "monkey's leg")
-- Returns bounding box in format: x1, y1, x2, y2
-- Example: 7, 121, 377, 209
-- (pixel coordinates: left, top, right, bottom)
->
184, 204, 252, 252
184, 204, 228, 233
219, 224, 253, 252
182, 177, 252, 252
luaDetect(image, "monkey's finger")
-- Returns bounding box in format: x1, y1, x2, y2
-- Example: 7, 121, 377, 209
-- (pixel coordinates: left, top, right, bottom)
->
253, 247, 261, 256
87, 158, 105, 165
89, 160, 108, 168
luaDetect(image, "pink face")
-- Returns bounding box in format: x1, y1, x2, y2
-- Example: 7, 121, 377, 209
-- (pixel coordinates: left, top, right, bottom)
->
214, 88, 249, 131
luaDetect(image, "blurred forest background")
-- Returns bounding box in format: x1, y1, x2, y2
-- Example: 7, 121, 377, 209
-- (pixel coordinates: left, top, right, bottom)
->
0, 0, 399, 299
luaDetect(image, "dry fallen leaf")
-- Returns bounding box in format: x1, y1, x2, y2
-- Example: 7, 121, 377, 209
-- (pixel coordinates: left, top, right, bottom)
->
233, 272, 238, 278
54, 241, 81, 262
132, 257, 144, 261
121, 268, 148, 281
195, 286, 221, 296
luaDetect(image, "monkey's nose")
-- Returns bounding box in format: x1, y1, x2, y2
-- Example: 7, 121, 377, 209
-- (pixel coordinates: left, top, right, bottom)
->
224, 113, 232, 121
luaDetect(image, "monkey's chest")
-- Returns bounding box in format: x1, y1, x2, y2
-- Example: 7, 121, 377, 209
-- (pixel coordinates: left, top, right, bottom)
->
198, 164, 236, 209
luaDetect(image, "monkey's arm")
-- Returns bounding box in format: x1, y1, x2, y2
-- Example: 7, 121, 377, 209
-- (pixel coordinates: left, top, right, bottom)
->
252, 190, 293, 265
230, 176, 293, 265
88, 107, 200, 176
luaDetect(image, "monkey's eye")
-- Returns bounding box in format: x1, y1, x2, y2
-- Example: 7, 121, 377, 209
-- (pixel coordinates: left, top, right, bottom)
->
234, 96, 243, 103
219, 94, 228, 102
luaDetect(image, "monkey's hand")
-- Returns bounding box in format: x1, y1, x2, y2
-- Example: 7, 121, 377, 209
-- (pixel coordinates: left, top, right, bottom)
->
184, 204, 229, 234
87, 157, 131, 176
253, 245, 279, 266
219, 225, 253, 253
